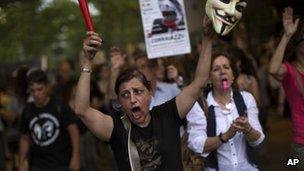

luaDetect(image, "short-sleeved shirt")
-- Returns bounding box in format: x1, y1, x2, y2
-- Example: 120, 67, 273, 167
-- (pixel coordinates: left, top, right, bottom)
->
282, 62, 304, 145
150, 81, 181, 108
20, 98, 76, 169
108, 98, 184, 171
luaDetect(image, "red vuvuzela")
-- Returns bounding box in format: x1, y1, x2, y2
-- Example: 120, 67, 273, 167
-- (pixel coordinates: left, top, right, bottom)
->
78, 0, 94, 31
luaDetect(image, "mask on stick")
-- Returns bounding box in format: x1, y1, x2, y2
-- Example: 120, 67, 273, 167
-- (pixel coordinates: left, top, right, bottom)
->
205, 0, 247, 36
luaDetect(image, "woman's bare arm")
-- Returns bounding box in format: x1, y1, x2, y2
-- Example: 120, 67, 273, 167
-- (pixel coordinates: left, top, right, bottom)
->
75, 32, 113, 141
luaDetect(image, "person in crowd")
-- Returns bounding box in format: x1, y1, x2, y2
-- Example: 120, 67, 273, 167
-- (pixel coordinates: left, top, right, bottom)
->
91, 63, 112, 113
0, 74, 9, 171
108, 46, 129, 100
268, 7, 303, 171
18, 69, 80, 171
155, 58, 166, 82
230, 47, 261, 106
53, 58, 75, 103
134, 53, 181, 108
165, 58, 186, 88
187, 16, 265, 171
85, 63, 118, 171
256, 47, 272, 129
134, 45, 206, 170
74, 25, 212, 170
2, 66, 29, 171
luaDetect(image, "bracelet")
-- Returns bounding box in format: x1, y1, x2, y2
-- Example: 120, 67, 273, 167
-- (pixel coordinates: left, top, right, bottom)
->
244, 126, 253, 134
81, 68, 92, 73
219, 132, 228, 143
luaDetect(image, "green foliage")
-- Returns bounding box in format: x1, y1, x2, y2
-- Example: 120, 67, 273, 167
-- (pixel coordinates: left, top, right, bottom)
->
93, 0, 143, 49
0, 0, 144, 63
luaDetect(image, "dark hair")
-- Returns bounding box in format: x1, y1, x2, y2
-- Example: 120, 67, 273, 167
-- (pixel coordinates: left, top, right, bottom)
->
295, 38, 304, 55
56, 58, 74, 82
133, 50, 147, 62
295, 38, 304, 47
92, 63, 109, 81
211, 50, 239, 79
27, 69, 49, 85
204, 50, 239, 95
58, 58, 74, 70
228, 47, 258, 78
148, 59, 159, 69
14, 65, 29, 103
284, 38, 304, 62
133, 50, 159, 69
109, 46, 122, 55
114, 68, 151, 95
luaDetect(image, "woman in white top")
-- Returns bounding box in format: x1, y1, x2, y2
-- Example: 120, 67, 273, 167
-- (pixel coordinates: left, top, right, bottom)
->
187, 20, 265, 171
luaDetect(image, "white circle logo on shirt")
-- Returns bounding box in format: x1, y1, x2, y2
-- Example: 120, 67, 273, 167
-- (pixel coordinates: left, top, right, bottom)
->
29, 113, 60, 146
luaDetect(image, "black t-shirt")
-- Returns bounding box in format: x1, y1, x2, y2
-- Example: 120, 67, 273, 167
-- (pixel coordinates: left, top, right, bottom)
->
109, 98, 183, 171
20, 98, 76, 169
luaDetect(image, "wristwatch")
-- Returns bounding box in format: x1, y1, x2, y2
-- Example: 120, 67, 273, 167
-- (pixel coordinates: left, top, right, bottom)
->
219, 132, 228, 143
82, 67, 92, 73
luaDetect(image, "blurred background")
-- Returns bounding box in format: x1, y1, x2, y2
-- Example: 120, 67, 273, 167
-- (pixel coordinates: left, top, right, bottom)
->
0, 0, 302, 68
0, 0, 303, 170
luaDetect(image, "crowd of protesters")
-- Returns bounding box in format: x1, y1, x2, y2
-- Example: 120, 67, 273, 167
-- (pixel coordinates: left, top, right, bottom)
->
0, 6, 302, 171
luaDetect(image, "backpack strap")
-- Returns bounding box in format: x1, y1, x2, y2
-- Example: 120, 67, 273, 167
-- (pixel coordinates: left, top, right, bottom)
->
205, 105, 219, 170
232, 89, 259, 167
197, 96, 209, 116
205, 89, 259, 169
121, 115, 141, 171
232, 88, 247, 116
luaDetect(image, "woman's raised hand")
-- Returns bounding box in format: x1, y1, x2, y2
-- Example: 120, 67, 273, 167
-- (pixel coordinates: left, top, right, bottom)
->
83, 31, 103, 60
202, 15, 215, 39
283, 7, 299, 38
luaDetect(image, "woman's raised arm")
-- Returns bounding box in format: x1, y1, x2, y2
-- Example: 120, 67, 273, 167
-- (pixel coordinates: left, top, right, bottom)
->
269, 7, 299, 81
75, 32, 113, 141
176, 16, 214, 119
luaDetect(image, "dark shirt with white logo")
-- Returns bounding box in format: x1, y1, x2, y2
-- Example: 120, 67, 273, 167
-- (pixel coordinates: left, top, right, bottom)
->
20, 97, 76, 169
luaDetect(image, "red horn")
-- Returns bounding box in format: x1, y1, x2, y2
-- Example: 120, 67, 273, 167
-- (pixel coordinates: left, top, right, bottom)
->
78, 0, 94, 31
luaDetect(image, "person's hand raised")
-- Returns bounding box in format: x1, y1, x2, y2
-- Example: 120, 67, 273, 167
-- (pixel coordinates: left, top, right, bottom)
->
202, 15, 215, 39
83, 31, 103, 60
283, 7, 300, 38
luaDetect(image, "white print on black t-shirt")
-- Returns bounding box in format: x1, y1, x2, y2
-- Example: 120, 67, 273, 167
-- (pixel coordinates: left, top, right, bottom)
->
135, 138, 161, 170
29, 113, 60, 146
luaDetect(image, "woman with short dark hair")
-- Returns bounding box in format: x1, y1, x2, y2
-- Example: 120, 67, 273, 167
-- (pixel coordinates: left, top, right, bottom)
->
75, 26, 213, 170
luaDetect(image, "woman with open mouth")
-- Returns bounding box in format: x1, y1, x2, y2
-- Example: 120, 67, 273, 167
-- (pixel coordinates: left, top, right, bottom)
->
187, 19, 265, 171
74, 18, 213, 170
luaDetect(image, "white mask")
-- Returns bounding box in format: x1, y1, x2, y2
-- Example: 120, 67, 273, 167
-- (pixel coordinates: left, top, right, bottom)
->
205, 0, 247, 36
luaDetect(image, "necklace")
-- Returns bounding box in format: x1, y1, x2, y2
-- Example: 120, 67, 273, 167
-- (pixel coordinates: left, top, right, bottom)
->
214, 96, 232, 115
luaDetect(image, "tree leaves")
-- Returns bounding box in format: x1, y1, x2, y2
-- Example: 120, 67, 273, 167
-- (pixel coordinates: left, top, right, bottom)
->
0, 0, 143, 63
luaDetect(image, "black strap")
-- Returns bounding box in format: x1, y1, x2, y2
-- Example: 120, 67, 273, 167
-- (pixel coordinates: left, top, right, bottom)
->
205, 90, 259, 169
196, 97, 205, 114
205, 105, 218, 170
233, 90, 258, 166
232, 89, 247, 116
